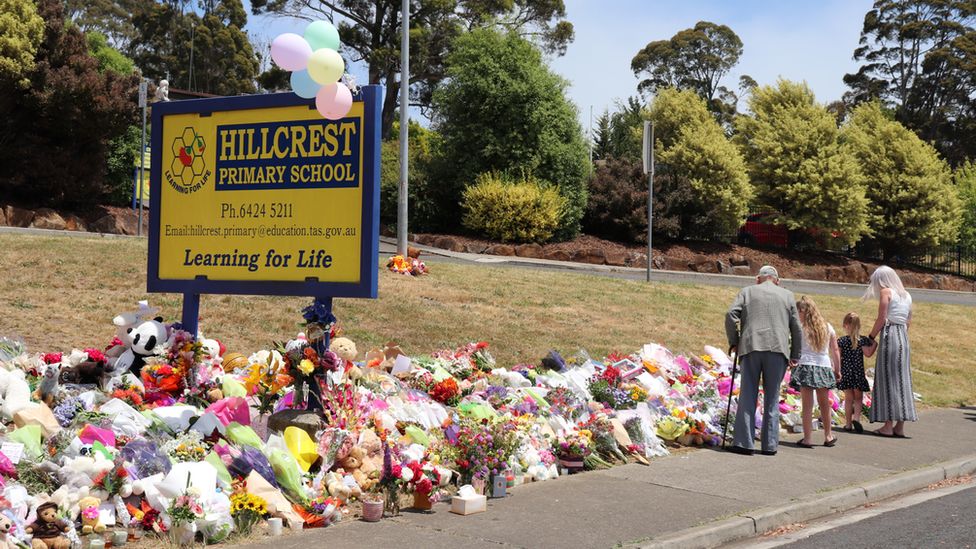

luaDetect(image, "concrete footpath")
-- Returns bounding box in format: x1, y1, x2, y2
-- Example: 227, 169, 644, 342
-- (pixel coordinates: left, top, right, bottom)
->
242, 407, 976, 549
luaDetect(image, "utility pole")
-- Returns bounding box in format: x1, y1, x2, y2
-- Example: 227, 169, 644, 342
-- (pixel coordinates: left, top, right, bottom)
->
588, 105, 593, 166
397, 0, 409, 257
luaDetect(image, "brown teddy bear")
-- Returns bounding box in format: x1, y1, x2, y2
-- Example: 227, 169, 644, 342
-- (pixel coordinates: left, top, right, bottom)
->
336, 446, 376, 492
26, 502, 70, 549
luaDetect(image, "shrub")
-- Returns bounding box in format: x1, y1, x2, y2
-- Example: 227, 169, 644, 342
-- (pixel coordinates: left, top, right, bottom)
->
461, 173, 567, 243
379, 122, 439, 232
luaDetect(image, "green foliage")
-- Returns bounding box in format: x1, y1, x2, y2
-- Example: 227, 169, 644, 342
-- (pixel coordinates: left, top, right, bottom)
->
252, 0, 573, 138
844, 1, 976, 165
104, 125, 143, 206
584, 157, 648, 243
735, 80, 870, 245
432, 29, 589, 239
843, 102, 961, 255
0, 0, 138, 208
129, 0, 258, 95
631, 21, 744, 124
86, 30, 134, 74
461, 173, 567, 243
954, 162, 976, 249
0, 0, 45, 86
649, 88, 752, 238
379, 121, 439, 231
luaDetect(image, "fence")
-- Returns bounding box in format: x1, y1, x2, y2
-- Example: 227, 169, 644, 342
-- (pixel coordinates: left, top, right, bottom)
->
847, 243, 976, 280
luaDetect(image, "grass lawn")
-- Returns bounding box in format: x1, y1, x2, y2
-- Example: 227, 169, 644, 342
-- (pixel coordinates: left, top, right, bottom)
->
0, 232, 973, 407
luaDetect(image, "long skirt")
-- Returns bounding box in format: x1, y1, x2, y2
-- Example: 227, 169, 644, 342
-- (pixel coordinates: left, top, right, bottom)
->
869, 323, 917, 422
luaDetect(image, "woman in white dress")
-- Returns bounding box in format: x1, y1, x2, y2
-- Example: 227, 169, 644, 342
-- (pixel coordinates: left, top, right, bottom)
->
864, 266, 916, 437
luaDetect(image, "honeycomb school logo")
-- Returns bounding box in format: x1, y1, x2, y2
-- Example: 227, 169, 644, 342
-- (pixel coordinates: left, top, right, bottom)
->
165, 127, 210, 194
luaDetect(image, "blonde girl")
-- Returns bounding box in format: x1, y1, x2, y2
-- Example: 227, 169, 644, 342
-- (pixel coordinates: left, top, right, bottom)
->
789, 296, 842, 448
837, 312, 877, 433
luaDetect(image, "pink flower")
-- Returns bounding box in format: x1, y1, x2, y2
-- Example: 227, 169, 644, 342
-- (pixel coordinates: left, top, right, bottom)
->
82, 506, 99, 520
42, 353, 62, 365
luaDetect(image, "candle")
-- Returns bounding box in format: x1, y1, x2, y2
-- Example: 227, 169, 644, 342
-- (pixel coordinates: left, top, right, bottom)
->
112, 530, 128, 546
267, 517, 283, 536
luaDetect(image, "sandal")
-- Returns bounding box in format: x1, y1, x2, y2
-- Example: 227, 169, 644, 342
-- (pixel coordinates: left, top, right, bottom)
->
893, 433, 911, 439
873, 429, 895, 438
841, 425, 854, 432
824, 437, 838, 447
796, 440, 815, 448
853, 420, 863, 434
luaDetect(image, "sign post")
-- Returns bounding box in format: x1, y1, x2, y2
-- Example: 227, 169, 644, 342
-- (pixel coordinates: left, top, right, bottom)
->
138, 79, 148, 237
149, 87, 382, 409
642, 120, 654, 281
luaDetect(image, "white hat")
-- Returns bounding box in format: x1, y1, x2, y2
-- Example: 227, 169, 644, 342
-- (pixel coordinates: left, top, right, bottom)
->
758, 265, 779, 279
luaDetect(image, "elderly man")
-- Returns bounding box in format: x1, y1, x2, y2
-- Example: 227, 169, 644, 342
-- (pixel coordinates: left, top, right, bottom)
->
725, 265, 802, 456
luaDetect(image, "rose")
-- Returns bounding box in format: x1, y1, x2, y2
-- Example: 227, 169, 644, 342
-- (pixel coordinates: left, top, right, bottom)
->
298, 359, 315, 375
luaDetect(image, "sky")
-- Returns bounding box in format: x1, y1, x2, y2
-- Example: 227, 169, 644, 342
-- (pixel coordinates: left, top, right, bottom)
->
245, 0, 874, 128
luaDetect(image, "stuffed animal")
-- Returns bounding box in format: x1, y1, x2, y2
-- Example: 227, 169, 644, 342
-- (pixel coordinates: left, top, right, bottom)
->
113, 316, 167, 377
337, 447, 376, 492
25, 502, 70, 549
330, 337, 360, 380
76, 497, 104, 535
324, 471, 351, 501
0, 513, 14, 549
59, 358, 107, 386
32, 363, 60, 406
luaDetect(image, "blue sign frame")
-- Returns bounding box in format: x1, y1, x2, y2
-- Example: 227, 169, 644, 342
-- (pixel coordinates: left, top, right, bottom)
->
147, 86, 382, 333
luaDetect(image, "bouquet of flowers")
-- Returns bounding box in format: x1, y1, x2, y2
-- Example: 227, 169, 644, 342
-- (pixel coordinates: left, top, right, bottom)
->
111, 383, 144, 408
545, 387, 584, 420
167, 488, 205, 528
429, 378, 460, 406
92, 457, 130, 497
229, 492, 267, 536
243, 350, 292, 416
442, 418, 520, 483
161, 431, 209, 463
556, 431, 592, 459
318, 381, 368, 431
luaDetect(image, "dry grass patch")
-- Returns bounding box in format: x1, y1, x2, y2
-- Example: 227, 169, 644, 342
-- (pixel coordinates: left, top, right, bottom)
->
0, 233, 973, 407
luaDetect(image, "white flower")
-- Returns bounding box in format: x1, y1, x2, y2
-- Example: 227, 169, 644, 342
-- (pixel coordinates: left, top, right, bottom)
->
400, 468, 414, 482
187, 486, 202, 497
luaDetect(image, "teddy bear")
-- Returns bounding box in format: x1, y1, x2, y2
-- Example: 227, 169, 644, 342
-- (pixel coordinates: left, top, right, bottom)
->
25, 502, 70, 549
357, 429, 383, 476
329, 337, 361, 380
0, 513, 14, 549
324, 471, 352, 502
113, 316, 167, 377
336, 446, 376, 493
76, 497, 104, 535
32, 362, 60, 406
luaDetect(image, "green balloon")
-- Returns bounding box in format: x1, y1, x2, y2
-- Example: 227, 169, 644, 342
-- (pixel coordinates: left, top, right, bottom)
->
305, 20, 340, 51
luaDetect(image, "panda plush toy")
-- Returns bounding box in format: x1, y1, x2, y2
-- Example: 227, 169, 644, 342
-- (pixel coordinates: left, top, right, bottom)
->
113, 316, 168, 377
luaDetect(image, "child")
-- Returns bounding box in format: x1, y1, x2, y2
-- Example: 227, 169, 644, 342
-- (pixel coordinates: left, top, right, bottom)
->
837, 312, 877, 433
789, 296, 843, 448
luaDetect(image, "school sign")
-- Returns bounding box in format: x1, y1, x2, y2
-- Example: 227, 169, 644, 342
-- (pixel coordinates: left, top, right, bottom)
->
148, 87, 381, 331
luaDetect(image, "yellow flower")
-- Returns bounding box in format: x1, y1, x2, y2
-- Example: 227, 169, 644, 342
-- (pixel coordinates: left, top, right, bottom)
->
298, 359, 315, 376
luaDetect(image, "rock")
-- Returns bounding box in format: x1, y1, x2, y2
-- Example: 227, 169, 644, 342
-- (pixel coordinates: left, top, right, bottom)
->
732, 265, 752, 276
515, 243, 544, 259
843, 263, 869, 284
0, 206, 6, 226
5, 206, 34, 228
652, 256, 667, 270
413, 234, 434, 246
717, 260, 733, 274
433, 235, 466, 253
729, 254, 749, 266
29, 208, 66, 230
63, 214, 87, 232
824, 266, 846, 282
485, 244, 515, 256
795, 266, 823, 281
688, 256, 719, 273
543, 249, 572, 262
571, 247, 607, 265
464, 242, 487, 254
89, 213, 137, 235
267, 409, 324, 438
605, 250, 629, 267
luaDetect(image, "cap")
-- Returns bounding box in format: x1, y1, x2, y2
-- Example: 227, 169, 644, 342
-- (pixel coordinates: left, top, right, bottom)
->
758, 265, 779, 279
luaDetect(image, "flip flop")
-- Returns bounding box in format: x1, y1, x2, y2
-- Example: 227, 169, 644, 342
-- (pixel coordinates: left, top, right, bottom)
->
873, 429, 895, 438
853, 420, 864, 434
824, 437, 838, 447
796, 440, 815, 448
893, 433, 911, 439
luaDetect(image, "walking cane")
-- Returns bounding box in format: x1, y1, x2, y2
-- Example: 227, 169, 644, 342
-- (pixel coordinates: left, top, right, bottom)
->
721, 347, 739, 450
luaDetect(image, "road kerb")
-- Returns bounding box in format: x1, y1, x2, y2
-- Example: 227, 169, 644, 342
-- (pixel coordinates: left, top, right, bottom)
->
630, 455, 976, 549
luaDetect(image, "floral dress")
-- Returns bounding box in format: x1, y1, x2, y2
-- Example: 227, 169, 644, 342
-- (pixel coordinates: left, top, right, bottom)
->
836, 335, 871, 392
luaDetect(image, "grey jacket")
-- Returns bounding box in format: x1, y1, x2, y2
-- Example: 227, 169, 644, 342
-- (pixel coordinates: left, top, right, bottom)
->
725, 281, 803, 361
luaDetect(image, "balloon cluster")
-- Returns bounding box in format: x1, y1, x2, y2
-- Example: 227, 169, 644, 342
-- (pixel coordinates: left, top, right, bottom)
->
271, 21, 352, 120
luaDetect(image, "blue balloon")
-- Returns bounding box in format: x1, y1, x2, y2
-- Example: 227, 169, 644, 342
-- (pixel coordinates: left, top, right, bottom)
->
290, 69, 320, 99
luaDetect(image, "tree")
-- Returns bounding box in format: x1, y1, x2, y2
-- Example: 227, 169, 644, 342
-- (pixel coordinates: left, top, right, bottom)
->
844, 1, 976, 165
735, 80, 870, 245
607, 96, 643, 161
631, 21, 744, 123
648, 88, 752, 238
0, 0, 45, 87
592, 109, 612, 162
129, 0, 259, 95
0, 0, 138, 208
430, 29, 589, 239
843, 102, 961, 256
87, 31, 135, 74
251, 0, 574, 137
64, 0, 144, 51
955, 161, 976, 249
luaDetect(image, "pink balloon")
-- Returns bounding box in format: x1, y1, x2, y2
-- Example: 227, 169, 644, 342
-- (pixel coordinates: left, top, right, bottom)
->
315, 83, 353, 120
271, 33, 312, 71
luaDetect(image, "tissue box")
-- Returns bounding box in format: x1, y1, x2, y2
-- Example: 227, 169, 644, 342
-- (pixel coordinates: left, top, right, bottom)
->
450, 494, 487, 516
